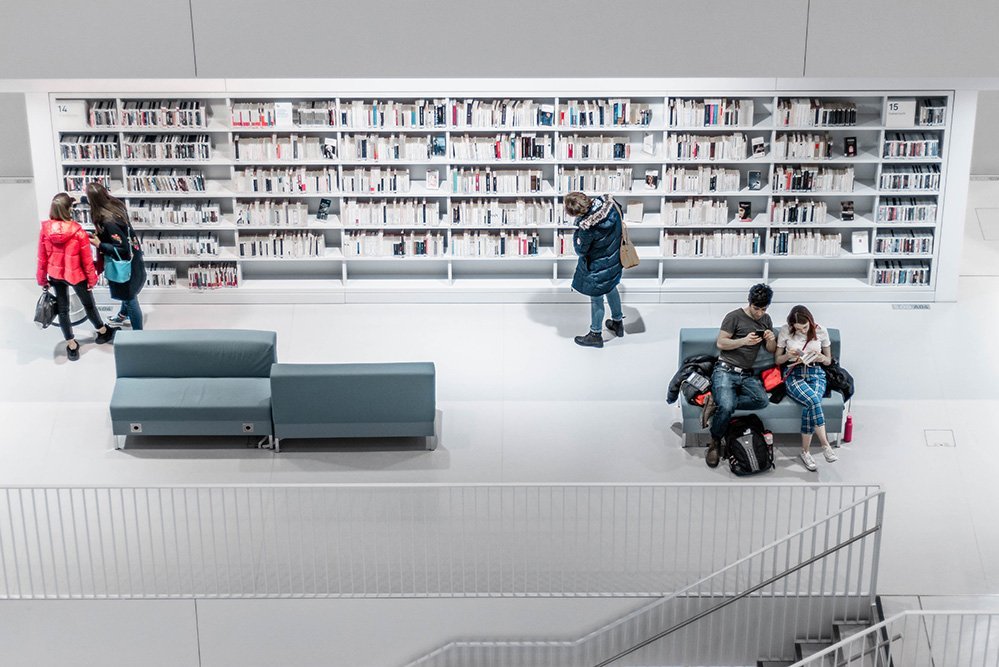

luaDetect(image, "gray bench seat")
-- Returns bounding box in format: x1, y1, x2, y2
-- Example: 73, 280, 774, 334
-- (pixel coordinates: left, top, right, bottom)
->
270, 362, 436, 449
110, 377, 272, 436
678, 327, 845, 443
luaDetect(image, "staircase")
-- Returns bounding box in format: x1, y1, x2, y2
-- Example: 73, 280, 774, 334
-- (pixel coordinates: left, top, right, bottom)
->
758, 620, 873, 666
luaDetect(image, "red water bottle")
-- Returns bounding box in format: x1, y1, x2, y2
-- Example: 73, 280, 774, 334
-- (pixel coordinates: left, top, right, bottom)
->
843, 415, 853, 443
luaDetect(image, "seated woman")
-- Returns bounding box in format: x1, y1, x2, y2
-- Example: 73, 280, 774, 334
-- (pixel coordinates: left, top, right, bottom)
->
775, 305, 840, 471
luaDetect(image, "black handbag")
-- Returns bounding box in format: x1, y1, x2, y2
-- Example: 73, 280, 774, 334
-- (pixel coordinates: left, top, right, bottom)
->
34, 289, 57, 329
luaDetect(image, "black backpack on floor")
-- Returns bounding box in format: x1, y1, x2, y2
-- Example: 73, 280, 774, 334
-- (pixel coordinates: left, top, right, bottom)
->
725, 414, 775, 476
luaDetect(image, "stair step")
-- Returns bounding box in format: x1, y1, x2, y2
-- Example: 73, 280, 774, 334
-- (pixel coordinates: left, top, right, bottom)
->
795, 641, 834, 660
833, 621, 871, 642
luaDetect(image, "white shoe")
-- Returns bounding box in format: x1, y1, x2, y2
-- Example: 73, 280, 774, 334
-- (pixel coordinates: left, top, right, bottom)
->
822, 446, 839, 463
800, 451, 817, 471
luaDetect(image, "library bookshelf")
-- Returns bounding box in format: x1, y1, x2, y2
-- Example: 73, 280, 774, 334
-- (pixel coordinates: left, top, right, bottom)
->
32, 81, 971, 304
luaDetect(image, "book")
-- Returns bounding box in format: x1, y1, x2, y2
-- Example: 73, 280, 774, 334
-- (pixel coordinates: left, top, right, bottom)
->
539, 104, 554, 126
737, 201, 752, 221
625, 202, 644, 222
316, 198, 332, 220
751, 137, 766, 157
644, 170, 659, 189
844, 136, 857, 157
642, 132, 655, 156
841, 200, 855, 221
322, 137, 337, 160
274, 102, 294, 128
851, 229, 869, 254
425, 169, 440, 190
748, 170, 762, 190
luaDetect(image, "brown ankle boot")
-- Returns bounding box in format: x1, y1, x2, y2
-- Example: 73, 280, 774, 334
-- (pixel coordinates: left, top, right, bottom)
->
706, 439, 722, 468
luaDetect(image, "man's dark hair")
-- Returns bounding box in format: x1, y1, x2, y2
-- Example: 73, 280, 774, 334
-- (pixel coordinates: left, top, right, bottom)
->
748, 283, 773, 308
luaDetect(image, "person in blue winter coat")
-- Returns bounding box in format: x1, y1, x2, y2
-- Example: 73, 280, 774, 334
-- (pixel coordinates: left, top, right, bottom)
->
564, 192, 624, 348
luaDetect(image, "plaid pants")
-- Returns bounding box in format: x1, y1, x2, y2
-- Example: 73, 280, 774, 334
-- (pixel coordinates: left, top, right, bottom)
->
785, 366, 827, 434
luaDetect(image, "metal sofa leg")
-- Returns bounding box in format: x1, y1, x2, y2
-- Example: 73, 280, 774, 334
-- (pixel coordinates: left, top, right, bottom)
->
114, 434, 125, 450
273, 437, 280, 453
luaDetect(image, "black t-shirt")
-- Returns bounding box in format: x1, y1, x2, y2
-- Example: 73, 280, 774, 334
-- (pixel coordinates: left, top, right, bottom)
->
718, 307, 773, 368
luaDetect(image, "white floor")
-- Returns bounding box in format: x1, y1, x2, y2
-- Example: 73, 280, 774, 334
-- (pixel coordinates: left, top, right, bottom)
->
2, 180, 999, 665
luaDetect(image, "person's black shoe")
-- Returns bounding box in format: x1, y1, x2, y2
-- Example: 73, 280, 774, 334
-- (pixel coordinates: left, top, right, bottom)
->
95, 326, 119, 345
66, 343, 80, 361
605, 319, 625, 338
573, 331, 604, 348
706, 439, 722, 468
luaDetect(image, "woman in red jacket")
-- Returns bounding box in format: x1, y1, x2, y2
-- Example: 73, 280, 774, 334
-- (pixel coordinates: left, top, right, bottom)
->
36, 192, 117, 361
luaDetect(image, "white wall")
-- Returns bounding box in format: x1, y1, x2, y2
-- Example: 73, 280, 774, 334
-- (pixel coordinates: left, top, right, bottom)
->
0, 93, 31, 177
973, 91, 999, 175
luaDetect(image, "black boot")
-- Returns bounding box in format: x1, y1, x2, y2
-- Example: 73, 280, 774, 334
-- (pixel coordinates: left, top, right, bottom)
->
706, 439, 722, 468
95, 325, 119, 345
574, 331, 604, 348
605, 319, 624, 337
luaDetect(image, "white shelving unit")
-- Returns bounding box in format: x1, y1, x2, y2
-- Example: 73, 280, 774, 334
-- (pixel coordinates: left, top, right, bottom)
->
37, 83, 965, 303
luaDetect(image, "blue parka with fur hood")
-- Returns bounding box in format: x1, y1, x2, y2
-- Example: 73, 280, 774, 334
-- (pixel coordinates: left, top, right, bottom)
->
571, 195, 623, 297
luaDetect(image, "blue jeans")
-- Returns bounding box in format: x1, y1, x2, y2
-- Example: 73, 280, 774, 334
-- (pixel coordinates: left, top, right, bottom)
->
709, 367, 769, 440
117, 297, 144, 330
590, 287, 623, 333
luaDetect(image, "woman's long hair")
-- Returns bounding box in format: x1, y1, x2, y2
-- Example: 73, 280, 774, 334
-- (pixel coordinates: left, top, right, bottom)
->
49, 192, 75, 222
786, 305, 818, 345
85, 181, 128, 230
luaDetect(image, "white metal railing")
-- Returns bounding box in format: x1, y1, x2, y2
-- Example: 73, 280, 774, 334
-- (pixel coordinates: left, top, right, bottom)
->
791, 611, 999, 666
406, 489, 885, 666
0, 484, 878, 599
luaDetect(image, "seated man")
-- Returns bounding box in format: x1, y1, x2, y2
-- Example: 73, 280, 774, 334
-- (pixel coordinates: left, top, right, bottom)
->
704, 283, 777, 467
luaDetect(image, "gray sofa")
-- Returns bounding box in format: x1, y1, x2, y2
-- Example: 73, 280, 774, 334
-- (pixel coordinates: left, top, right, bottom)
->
678, 327, 845, 444
110, 329, 277, 449
269, 362, 437, 451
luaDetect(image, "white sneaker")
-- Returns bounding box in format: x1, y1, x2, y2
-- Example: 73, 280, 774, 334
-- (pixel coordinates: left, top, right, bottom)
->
800, 451, 817, 471
822, 446, 839, 463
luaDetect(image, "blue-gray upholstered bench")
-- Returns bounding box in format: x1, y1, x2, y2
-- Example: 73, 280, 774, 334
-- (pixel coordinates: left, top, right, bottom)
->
109, 329, 276, 449
678, 327, 845, 445
269, 362, 437, 451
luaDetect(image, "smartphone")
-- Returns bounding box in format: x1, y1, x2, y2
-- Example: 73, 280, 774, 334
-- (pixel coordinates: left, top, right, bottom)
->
753, 329, 767, 338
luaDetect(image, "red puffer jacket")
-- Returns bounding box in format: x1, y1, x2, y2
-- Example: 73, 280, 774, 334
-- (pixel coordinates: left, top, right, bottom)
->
36, 218, 98, 288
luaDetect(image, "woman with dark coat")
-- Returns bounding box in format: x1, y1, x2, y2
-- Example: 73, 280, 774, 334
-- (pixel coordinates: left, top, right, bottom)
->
86, 182, 146, 329
36, 192, 117, 360
564, 191, 624, 348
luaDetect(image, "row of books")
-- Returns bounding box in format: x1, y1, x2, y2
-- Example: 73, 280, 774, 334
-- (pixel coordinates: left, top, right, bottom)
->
872, 261, 930, 285
772, 166, 855, 193
234, 135, 336, 161
661, 231, 764, 257
238, 232, 326, 258
341, 134, 446, 161
340, 99, 448, 129
882, 132, 941, 159
879, 166, 941, 191
125, 169, 206, 193
559, 167, 634, 192
668, 99, 754, 128
87, 100, 117, 127
452, 231, 542, 257
769, 231, 842, 256
662, 199, 730, 226
773, 133, 836, 160
139, 233, 220, 257
62, 168, 111, 193
130, 202, 222, 226
451, 168, 544, 194
231, 101, 335, 128
59, 135, 120, 161
451, 201, 554, 227
343, 230, 448, 257
341, 168, 411, 193
777, 99, 858, 127
876, 199, 938, 222
145, 265, 178, 287
916, 101, 947, 126
342, 200, 442, 227
557, 135, 639, 161
665, 133, 749, 160
233, 167, 338, 193
874, 231, 934, 255
236, 201, 310, 227
123, 135, 212, 161
451, 100, 552, 128
450, 134, 553, 161
769, 199, 829, 224
663, 167, 741, 193
188, 263, 239, 289
120, 101, 206, 128
559, 100, 652, 127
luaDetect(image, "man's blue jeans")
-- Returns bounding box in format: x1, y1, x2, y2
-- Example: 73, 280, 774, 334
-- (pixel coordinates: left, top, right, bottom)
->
590, 287, 623, 333
709, 367, 769, 440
